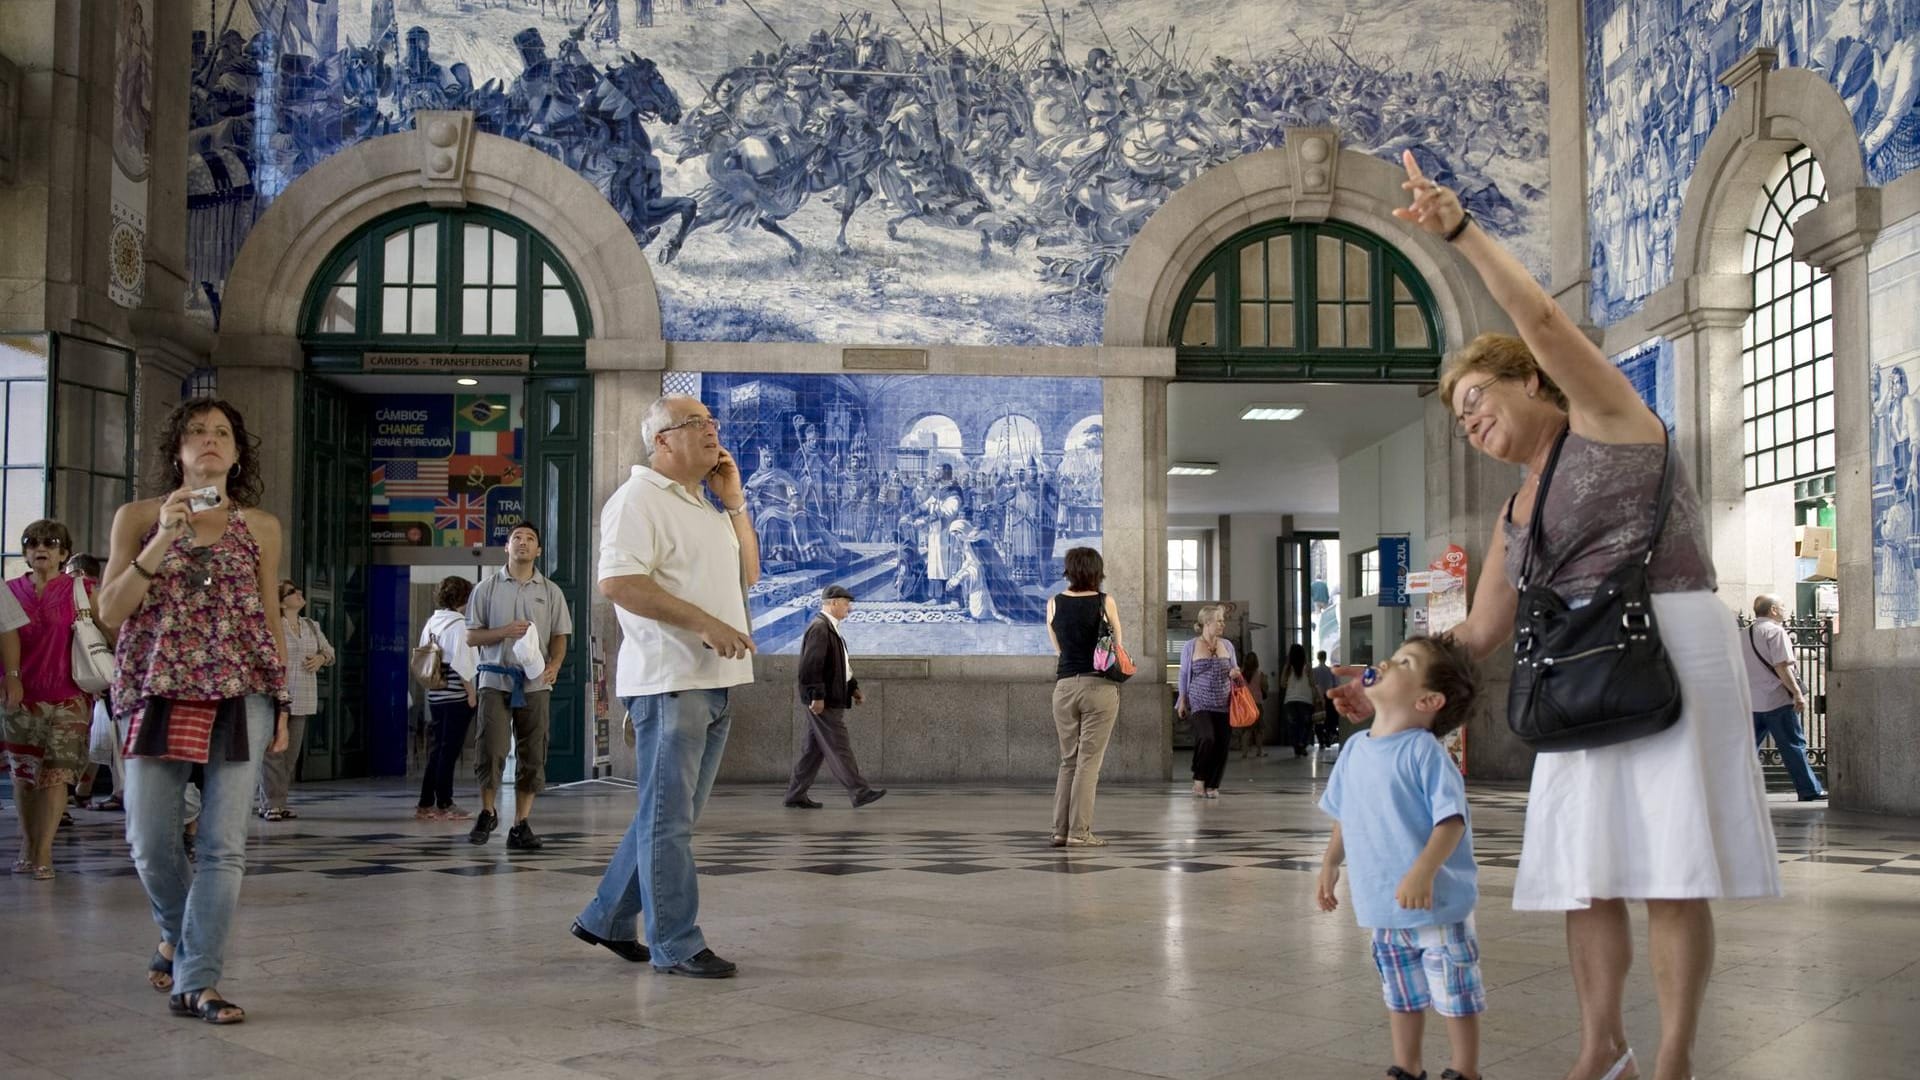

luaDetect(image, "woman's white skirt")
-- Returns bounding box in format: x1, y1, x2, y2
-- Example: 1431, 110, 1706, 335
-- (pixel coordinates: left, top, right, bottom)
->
1513, 591, 1783, 910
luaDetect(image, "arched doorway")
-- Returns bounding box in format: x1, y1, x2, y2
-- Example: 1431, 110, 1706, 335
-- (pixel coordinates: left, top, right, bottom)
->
291, 204, 595, 784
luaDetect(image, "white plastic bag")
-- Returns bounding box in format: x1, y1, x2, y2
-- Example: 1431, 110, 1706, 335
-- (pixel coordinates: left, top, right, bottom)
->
87, 699, 118, 765
512, 622, 545, 680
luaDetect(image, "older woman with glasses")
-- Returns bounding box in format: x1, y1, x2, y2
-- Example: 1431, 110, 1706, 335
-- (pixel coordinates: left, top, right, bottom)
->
2, 520, 100, 880
257, 580, 332, 821
97, 398, 290, 1025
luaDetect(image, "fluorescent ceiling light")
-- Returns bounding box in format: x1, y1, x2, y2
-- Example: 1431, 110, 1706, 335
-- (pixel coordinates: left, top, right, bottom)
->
1168, 462, 1219, 477
455, 377, 479, 386
1240, 404, 1306, 421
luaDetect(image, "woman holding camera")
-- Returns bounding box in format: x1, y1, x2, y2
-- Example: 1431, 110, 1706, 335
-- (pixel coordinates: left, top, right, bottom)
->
97, 398, 290, 1025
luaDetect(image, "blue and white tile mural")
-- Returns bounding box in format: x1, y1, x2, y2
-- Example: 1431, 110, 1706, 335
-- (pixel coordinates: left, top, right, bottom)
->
189, 0, 1549, 344
664, 372, 1102, 653
1612, 336, 1676, 430
1867, 216, 1920, 628
1587, 0, 1920, 326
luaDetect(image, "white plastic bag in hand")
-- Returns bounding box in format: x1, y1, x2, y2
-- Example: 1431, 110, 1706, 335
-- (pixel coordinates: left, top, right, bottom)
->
512, 622, 545, 680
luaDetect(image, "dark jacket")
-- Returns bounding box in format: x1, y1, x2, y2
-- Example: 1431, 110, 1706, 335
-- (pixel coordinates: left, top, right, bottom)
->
798, 614, 859, 708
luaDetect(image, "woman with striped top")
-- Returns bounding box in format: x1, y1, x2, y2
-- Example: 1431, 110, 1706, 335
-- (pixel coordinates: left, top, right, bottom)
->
256, 580, 332, 821
417, 575, 479, 820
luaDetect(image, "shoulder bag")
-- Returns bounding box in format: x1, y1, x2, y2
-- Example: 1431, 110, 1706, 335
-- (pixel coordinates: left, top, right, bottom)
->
1507, 426, 1684, 752
1091, 593, 1135, 683
69, 576, 115, 695
1749, 623, 1807, 703
410, 625, 446, 690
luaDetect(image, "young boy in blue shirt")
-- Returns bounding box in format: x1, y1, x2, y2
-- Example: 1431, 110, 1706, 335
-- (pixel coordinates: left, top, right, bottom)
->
1317, 634, 1482, 1080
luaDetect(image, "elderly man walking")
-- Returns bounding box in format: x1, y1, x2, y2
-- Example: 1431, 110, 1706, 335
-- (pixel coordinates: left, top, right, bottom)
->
783, 585, 885, 810
1743, 594, 1826, 802
570, 396, 760, 979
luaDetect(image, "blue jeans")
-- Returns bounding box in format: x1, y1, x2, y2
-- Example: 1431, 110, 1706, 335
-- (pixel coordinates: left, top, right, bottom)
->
124, 695, 273, 996
576, 689, 731, 967
1753, 703, 1825, 800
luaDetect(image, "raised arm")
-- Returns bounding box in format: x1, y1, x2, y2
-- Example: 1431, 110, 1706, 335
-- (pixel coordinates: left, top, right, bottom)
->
1396, 151, 1661, 442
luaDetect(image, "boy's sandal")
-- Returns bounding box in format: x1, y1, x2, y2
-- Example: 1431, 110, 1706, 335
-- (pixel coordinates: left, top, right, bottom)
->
29, 864, 53, 880
170, 990, 245, 1024
98, 796, 124, 811
147, 948, 174, 992
278, 808, 298, 819
262, 808, 287, 821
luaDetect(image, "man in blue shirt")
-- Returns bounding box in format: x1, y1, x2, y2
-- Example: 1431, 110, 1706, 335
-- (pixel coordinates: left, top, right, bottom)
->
1317, 635, 1484, 1080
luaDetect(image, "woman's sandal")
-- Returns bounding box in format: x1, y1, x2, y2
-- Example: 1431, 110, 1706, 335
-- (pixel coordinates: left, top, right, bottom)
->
170, 990, 245, 1024
148, 948, 174, 992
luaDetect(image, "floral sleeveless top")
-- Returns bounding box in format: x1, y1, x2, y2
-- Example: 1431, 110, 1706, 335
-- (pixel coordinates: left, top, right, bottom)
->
111, 508, 289, 730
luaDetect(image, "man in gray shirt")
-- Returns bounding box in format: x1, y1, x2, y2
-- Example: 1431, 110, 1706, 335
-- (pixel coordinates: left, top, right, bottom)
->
465, 523, 572, 847
1742, 594, 1824, 801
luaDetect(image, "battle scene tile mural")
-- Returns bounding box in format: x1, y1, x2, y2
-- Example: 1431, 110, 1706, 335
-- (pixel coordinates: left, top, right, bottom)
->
668, 372, 1102, 654
189, 0, 1549, 344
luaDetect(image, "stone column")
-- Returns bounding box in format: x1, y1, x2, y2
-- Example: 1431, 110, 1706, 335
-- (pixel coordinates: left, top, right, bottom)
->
211, 334, 304, 572
1547, 0, 1593, 320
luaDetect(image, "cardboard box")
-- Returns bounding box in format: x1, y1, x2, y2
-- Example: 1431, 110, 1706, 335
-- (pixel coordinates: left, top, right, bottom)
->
1805, 549, 1838, 582
1795, 525, 1834, 556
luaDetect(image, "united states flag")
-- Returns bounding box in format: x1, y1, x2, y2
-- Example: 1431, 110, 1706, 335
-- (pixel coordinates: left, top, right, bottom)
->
434, 493, 486, 532
377, 459, 448, 498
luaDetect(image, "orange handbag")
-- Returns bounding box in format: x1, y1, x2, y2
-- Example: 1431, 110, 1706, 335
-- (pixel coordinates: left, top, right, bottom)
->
1228, 684, 1259, 728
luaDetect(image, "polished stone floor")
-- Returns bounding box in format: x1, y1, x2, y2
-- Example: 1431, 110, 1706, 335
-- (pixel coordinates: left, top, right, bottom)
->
3, 754, 1916, 1080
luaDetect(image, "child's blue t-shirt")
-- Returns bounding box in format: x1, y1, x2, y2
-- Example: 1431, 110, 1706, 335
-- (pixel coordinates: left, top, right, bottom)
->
1318, 727, 1478, 929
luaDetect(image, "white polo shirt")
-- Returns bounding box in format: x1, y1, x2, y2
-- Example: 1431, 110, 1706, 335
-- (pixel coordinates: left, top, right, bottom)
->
600, 465, 755, 696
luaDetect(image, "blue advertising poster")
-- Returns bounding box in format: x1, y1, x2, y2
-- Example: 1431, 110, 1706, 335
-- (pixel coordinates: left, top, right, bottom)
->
486, 485, 526, 546
1379, 536, 1411, 608
370, 395, 455, 458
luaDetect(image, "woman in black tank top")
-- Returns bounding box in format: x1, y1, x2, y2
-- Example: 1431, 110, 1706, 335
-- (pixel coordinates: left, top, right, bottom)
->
1045, 548, 1123, 847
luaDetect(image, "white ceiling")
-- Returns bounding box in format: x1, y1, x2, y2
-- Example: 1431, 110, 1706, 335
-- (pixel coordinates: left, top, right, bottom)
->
1166, 383, 1432, 515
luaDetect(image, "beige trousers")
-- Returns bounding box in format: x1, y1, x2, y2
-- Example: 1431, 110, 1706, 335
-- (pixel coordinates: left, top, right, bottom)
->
1051, 675, 1120, 839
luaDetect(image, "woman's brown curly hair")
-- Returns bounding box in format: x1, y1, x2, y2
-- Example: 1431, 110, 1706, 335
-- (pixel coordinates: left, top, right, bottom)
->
155, 398, 264, 507
1438, 333, 1570, 416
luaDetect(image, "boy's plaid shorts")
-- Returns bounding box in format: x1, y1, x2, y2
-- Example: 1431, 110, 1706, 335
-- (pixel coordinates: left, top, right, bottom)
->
1370, 919, 1485, 1017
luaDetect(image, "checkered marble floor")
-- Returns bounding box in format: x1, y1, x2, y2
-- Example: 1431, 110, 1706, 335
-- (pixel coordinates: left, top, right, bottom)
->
4, 754, 1917, 1080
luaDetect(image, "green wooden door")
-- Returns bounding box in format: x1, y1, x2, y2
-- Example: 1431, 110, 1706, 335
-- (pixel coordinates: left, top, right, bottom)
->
298, 378, 372, 780
524, 375, 592, 784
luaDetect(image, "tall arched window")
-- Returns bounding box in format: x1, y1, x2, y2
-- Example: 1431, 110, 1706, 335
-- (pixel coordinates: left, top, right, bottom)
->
1170, 221, 1443, 381
302, 206, 591, 357
1742, 145, 1833, 490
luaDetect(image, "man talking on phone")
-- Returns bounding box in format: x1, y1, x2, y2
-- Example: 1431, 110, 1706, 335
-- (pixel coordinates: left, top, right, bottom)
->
570, 396, 759, 979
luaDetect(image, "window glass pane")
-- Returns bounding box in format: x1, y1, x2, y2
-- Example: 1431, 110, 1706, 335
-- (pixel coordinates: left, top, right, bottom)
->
1813, 280, 1831, 320
1239, 303, 1266, 348
1796, 441, 1813, 475
542, 289, 579, 336
1393, 275, 1412, 303
1317, 236, 1340, 296
323, 285, 357, 333
7, 382, 46, 464
1317, 303, 1342, 347
1795, 401, 1814, 437
91, 475, 122, 554
383, 231, 409, 284
410, 287, 435, 334
93, 391, 128, 473
1741, 347, 1755, 385
1791, 286, 1810, 327
1394, 305, 1427, 350
1776, 446, 1793, 478
5, 470, 44, 548
1795, 326, 1813, 364
1755, 378, 1773, 415
1270, 303, 1293, 347
1344, 243, 1369, 300
1181, 303, 1215, 347
1812, 319, 1832, 357
1814, 394, 1833, 432
338, 258, 357, 285
1345, 304, 1370, 348
1239, 242, 1264, 300
1743, 418, 1756, 455
462, 288, 488, 334
1814, 356, 1832, 395
381, 287, 408, 333
1816, 432, 1835, 469
412, 224, 438, 284
543, 262, 561, 287
491, 288, 516, 336
464, 223, 489, 284
1743, 386, 1756, 420
492, 232, 518, 286
1758, 453, 1775, 486
1195, 272, 1214, 301
1268, 238, 1292, 299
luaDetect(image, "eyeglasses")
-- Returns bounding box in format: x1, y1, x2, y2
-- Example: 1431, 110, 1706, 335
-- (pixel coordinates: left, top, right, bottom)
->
656, 415, 721, 437
21, 537, 62, 550
1451, 377, 1500, 439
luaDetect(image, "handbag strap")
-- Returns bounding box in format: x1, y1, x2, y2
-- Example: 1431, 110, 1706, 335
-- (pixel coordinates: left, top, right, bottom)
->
1517, 424, 1675, 589
71, 574, 92, 618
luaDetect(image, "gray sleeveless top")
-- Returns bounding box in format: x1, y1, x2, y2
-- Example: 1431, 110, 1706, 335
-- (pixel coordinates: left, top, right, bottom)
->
1502, 432, 1716, 603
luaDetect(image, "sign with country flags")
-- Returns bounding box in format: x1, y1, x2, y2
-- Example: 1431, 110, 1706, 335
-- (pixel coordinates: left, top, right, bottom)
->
371, 393, 524, 547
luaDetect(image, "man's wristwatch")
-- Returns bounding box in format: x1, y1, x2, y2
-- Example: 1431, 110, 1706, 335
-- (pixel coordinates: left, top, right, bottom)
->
724, 503, 747, 517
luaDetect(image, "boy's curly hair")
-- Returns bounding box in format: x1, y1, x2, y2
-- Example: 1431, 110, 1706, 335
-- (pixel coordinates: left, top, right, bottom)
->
1410, 632, 1478, 739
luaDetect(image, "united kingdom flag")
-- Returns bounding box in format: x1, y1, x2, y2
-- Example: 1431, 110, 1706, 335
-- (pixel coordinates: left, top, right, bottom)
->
434, 492, 486, 532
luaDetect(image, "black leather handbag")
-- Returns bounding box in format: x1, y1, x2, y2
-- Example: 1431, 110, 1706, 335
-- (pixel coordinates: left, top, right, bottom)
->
1508, 426, 1685, 752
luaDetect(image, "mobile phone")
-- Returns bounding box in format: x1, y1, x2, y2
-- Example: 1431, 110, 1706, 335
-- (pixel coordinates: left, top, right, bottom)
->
188, 486, 223, 513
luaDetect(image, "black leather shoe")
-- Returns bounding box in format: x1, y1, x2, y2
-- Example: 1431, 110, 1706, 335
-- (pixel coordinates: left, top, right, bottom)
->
571, 921, 649, 963
853, 788, 887, 808
468, 809, 497, 845
506, 821, 544, 850
783, 797, 823, 809
657, 948, 736, 979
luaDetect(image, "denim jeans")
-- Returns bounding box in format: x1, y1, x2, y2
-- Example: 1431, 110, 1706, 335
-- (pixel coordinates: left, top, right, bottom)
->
1753, 703, 1825, 799
124, 695, 272, 996
576, 689, 731, 967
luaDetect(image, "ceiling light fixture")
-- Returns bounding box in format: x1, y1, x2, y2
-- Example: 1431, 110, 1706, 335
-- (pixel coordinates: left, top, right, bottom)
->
1240, 404, 1306, 421
455, 377, 479, 386
1168, 462, 1219, 477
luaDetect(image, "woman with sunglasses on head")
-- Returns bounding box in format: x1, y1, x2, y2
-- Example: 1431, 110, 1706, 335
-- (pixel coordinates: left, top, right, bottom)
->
257, 580, 331, 821
1, 520, 103, 880
96, 398, 290, 1026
